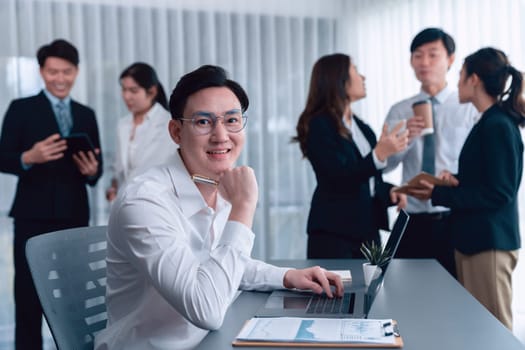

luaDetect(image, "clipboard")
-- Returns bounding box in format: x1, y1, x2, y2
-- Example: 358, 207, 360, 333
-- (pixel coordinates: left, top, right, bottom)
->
232, 318, 403, 348
393, 172, 451, 194
232, 338, 404, 348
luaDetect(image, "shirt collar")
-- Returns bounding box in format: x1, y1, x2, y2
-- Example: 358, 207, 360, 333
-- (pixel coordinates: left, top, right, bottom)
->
419, 84, 453, 105
127, 103, 161, 125
167, 150, 230, 218
144, 102, 160, 121
43, 88, 71, 107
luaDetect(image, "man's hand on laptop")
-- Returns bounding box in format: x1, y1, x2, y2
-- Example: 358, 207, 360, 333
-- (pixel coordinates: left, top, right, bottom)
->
283, 266, 344, 298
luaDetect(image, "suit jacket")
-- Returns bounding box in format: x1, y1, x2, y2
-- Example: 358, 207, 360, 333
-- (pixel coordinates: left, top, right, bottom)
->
432, 104, 522, 254
0, 91, 103, 222
305, 113, 394, 239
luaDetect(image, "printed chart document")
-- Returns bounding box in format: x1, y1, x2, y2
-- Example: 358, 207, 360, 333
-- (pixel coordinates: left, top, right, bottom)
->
233, 317, 403, 348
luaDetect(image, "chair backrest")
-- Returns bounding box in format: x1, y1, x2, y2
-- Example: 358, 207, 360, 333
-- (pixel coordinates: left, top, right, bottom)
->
26, 225, 108, 350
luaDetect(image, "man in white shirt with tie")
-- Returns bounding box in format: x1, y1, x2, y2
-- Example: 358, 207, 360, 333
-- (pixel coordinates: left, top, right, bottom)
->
95, 65, 344, 350
383, 28, 478, 277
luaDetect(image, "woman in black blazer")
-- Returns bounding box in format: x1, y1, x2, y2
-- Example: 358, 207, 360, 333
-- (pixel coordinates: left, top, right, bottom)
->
293, 53, 408, 258
409, 48, 525, 330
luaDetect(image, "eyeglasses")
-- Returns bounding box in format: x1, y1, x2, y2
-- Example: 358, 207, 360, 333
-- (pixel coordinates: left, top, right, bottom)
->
178, 109, 248, 135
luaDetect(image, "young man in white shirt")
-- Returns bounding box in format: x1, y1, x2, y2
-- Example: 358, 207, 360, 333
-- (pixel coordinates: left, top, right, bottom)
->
95, 65, 344, 350
383, 28, 478, 277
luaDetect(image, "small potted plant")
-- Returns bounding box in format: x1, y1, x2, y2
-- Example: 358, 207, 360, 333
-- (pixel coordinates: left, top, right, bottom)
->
360, 241, 391, 285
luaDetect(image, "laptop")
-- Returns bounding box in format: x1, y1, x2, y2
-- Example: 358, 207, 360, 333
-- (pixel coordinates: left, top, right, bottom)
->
255, 209, 409, 319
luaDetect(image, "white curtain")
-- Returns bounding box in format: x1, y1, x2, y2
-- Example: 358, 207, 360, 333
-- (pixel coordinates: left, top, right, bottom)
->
344, 0, 525, 133
343, 0, 525, 341
0, 0, 524, 265
0, 0, 348, 263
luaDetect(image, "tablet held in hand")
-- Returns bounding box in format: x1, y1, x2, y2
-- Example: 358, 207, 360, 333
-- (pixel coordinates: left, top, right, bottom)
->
63, 133, 96, 157
393, 172, 451, 194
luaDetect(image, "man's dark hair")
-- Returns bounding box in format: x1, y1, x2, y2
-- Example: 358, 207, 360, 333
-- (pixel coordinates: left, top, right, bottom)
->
37, 39, 79, 67
169, 65, 249, 119
410, 28, 455, 56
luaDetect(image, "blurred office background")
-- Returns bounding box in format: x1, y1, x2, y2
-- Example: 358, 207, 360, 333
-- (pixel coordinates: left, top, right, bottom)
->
0, 0, 524, 348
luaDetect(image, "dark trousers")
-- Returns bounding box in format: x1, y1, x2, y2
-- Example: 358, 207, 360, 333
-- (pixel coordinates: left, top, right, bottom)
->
395, 212, 456, 278
14, 218, 86, 350
307, 230, 380, 259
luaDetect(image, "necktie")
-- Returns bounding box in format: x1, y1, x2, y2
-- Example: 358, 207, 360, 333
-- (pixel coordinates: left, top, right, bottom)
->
421, 97, 437, 174
56, 101, 72, 136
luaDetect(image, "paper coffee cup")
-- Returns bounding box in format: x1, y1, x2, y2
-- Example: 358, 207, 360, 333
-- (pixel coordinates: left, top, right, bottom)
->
412, 100, 433, 136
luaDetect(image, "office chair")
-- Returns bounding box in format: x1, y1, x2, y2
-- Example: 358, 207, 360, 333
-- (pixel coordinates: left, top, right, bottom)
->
25, 226, 108, 350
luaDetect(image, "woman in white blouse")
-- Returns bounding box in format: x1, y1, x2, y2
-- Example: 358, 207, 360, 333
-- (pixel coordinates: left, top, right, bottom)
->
106, 62, 175, 201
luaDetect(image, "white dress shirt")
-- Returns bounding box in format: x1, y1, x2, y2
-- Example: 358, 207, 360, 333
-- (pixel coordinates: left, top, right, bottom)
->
95, 151, 288, 350
344, 116, 387, 195
112, 102, 175, 186
384, 85, 479, 213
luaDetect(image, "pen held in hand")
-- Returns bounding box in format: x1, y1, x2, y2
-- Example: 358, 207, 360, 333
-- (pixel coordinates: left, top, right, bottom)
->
191, 174, 219, 186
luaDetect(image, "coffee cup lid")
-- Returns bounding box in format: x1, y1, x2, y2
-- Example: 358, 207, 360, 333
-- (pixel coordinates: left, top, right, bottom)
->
412, 99, 431, 107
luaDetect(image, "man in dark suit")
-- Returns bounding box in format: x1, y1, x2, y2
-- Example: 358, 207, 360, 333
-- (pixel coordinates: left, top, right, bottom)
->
0, 39, 103, 350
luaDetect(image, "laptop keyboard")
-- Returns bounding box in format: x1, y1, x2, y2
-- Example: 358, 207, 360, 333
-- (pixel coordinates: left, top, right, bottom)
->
306, 293, 355, 314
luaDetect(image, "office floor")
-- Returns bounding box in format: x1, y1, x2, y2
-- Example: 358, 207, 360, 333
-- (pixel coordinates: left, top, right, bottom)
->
0, 217, 524, 349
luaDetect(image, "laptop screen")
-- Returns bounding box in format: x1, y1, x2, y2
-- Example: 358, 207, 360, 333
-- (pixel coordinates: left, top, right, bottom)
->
379, 209, 409, 275
362, 209, 410, 315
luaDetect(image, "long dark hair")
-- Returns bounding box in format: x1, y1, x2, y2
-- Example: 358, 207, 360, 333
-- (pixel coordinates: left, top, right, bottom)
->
463, 47, 525, 126
120, 62, 168, 109
292, 53, 351, 157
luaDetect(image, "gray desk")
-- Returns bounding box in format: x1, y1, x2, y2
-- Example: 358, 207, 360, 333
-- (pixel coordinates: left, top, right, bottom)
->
196, 259, 525, 350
